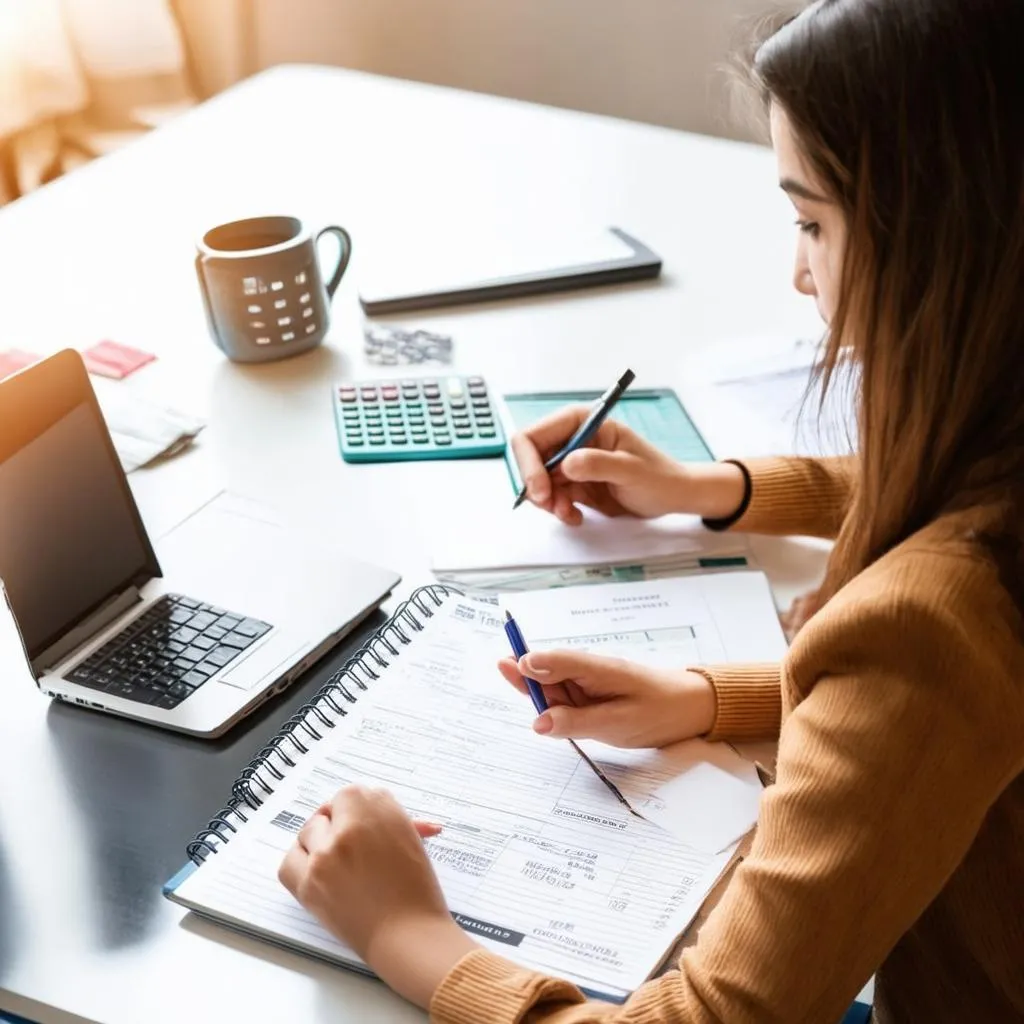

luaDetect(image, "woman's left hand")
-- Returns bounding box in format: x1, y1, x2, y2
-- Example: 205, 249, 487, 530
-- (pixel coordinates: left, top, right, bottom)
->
278, 786, 477, 1008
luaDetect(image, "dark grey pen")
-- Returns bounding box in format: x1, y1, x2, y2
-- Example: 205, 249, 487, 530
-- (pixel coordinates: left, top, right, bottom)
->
512, 368, 636, 510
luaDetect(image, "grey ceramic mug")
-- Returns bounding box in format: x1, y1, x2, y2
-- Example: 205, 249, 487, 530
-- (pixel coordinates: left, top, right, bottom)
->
196, 215, 352, 363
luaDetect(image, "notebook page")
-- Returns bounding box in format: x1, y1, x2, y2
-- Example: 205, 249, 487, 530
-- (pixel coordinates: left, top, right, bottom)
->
172, 598, 734, 999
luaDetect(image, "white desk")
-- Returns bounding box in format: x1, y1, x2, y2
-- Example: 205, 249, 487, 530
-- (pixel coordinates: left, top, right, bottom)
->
0, 66, 825, 1024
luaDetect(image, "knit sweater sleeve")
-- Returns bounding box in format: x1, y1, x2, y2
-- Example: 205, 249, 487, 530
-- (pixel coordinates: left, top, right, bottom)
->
430, 553, 1024, 1024
725, 456, 856, 539
690, 664, 782, 743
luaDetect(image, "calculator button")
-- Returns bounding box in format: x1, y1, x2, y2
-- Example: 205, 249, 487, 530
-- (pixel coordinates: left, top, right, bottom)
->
423, 386, 441, 399
413, 434, 430, 444
446, 378, 464, 397
455, 428, 473, 438
346, 437, 365, 446
361, 388, 378, 401
467, 376, 485, 386
450, 399, 466, 410
411, 426, 428, 437
408, 414, 425, 425
479, 428, 496, 438
434, 435, 452, 446
367, 428, 384, 438
369, 436, 386, 446
390, 436, 408, 445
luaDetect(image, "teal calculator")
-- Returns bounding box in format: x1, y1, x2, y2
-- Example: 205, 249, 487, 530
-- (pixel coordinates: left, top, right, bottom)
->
501, 388, 714, 492
333, 376, 507, 462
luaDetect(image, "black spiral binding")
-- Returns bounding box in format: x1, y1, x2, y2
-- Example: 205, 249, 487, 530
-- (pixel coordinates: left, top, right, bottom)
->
185, 584, 458, 864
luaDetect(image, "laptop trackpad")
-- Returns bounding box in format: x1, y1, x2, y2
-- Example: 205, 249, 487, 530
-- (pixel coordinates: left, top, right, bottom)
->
219, 632, 309, 691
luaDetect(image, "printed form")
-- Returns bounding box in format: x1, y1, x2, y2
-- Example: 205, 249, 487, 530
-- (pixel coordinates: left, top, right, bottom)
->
172, 575, 785, 999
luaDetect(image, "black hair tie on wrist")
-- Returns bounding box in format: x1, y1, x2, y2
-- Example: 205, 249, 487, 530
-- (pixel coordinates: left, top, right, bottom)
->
702, 460, 752, 532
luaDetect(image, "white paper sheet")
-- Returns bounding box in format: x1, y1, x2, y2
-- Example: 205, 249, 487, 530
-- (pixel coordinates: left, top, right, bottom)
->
680, 335, 856, 461
431, 503, 751, 574
503, 570, 786, 670
585, 744, 764, 854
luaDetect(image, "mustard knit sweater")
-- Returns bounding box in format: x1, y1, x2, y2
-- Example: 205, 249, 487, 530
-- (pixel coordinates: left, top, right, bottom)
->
430, 457, 1024, 1023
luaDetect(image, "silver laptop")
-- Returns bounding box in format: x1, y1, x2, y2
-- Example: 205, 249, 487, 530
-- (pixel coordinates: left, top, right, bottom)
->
0, 350, 400, 737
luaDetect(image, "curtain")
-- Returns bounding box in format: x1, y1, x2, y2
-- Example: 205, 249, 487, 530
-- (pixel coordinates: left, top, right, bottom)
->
0, 0, 195, 203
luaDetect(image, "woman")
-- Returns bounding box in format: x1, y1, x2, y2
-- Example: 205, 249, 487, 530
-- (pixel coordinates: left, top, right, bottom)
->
278, 1, 1024, 1020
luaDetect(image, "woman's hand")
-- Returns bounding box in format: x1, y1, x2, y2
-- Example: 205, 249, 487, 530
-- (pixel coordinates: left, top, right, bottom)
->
278, 787, 476, 1009
510, 404, 747, 525
497, 649, 717, 748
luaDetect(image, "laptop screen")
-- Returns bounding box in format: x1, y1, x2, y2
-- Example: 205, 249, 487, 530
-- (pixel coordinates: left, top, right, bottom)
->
0, 396, 156, 662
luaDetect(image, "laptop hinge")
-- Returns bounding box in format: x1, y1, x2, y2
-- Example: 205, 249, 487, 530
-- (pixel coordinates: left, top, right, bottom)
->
31, 586, 143, 678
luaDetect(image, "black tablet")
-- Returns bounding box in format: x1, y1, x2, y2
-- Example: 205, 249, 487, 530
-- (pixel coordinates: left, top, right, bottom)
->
357, 226, 662, 315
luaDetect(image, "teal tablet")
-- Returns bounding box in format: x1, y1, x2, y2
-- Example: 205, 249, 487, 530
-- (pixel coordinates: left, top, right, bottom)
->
501, 388, 714, 493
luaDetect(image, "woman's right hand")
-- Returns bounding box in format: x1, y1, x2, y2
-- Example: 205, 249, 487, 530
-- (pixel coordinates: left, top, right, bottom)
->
510, 404, 747, 526
497, 649, 717, 749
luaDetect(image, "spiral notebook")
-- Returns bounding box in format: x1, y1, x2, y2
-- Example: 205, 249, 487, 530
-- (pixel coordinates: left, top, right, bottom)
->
164, 582, 779, 1002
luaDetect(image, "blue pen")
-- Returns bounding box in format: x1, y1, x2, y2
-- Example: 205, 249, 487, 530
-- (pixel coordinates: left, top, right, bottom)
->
503, 610, 548, 714
502, 609, 640, 816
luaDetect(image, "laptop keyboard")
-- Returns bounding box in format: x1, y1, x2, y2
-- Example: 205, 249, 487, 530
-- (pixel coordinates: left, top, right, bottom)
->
65, 594, 272, 710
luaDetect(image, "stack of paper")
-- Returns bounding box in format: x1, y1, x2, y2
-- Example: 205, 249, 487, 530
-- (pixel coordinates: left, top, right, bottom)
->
95, 386, 205, 473
168, 573, 785, 1001
431, 503, 753, 593
680, 334, 856, 461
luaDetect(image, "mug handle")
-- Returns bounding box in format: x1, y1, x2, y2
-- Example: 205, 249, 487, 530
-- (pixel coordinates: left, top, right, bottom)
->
317, 225, 352, 300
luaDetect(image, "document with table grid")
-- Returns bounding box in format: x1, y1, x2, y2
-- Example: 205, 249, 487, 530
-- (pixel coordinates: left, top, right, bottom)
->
167, 576, 785, 1000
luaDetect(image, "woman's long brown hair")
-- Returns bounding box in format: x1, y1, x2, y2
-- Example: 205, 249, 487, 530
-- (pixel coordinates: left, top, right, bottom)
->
753, 0, 1024, 600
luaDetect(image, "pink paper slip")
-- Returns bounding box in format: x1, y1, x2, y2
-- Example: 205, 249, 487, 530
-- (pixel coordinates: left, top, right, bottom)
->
81, 340, 157, 380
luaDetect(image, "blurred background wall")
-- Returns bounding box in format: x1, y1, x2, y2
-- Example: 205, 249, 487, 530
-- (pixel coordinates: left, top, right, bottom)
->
175, 0, 797, 142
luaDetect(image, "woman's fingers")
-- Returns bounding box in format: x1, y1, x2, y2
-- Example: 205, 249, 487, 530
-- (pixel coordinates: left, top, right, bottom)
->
412, 820, 443, 838
518, 649, 626, 692
534, 700, 626, 741
497, 657, 577, 708
497, 657, 529, 694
